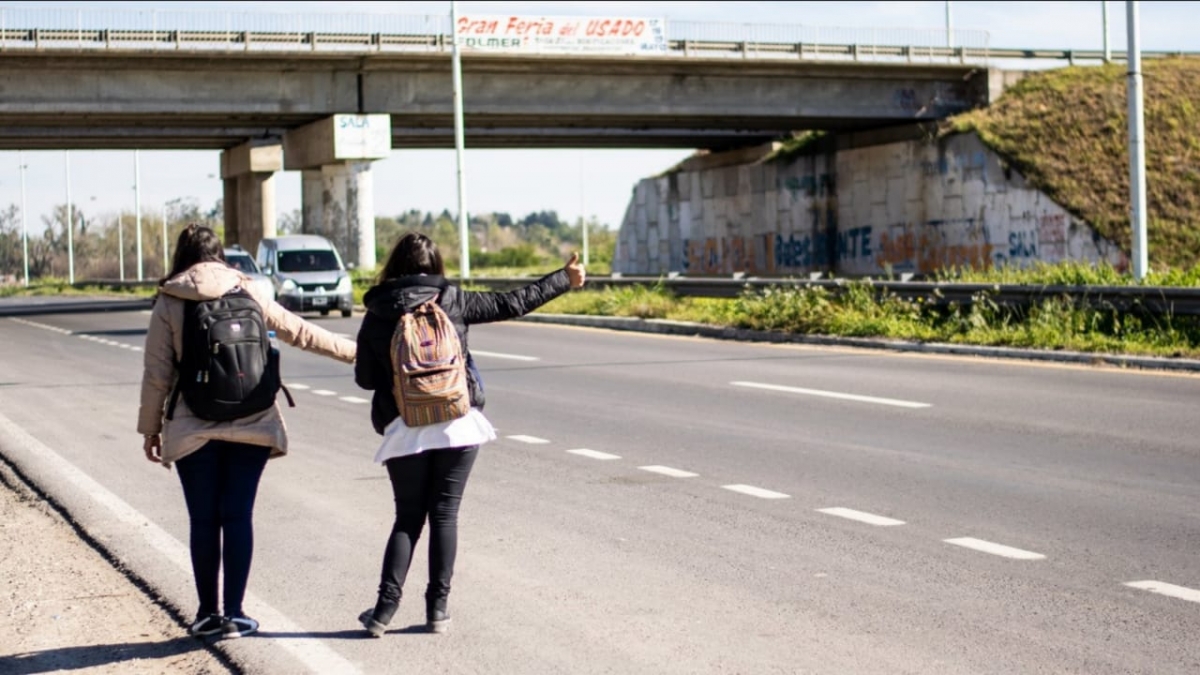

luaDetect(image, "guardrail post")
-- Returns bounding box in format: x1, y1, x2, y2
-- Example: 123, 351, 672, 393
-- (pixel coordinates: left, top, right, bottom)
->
33, 27, 39, 50
308, 31, 316, 51
374, 33, 382, 52
1067, 49, 1075, 65
795, 41, 804, 59
740, 41, 748, 59
174, 29, 180, 50
852, 43, 860, 61
243, 30, 250, 51
905, 45, 912, 62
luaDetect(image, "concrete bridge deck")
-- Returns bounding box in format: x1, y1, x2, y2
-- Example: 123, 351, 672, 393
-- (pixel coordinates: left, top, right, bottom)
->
0, 50, 995, 150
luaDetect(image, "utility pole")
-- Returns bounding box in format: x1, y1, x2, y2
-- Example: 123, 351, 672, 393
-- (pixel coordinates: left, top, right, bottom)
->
162, 203, 169, 273
118, 214, 125, 281
135, 150, 143, 281
451, 0, 470, 280
1126, 0, 1148, 279
19, 151, 29, 286
945, 1, 953, 49
1102, 1, 1111, 63
65, 151, 74, 285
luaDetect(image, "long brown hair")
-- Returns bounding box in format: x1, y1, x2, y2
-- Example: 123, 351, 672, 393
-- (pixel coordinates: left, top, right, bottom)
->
378, 232, 444, 284
159, 224, 225, 287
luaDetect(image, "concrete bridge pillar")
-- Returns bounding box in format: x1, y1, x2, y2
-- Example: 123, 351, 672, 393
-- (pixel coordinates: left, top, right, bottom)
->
284, 114, 392, 270
219, 139, 282, 256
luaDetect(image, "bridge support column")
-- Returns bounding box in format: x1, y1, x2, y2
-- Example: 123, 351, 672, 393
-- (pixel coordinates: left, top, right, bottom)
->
219, 139, 282, 256
284, 114, 391, 270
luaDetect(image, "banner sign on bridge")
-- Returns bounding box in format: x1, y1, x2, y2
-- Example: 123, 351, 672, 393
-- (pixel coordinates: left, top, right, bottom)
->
454, 15, 669, 56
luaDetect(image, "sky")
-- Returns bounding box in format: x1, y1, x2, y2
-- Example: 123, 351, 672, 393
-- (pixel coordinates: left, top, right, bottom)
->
2, 1, 1199, 233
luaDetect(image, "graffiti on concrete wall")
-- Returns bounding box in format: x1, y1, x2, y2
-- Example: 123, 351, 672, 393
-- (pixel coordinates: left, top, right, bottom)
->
877, 219, 995, 273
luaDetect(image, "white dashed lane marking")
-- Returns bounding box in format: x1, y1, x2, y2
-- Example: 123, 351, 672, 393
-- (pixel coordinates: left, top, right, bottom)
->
818, 507, 906, 527
1125, 581, 1200, 604
311, 389, 337, 397
507, 435, 550, 444
943, 537, 1045, 560
472, 350, 539, 362
639, 465, 699, 478
339, 396, 369, 404
722, 484, 790, 500
567, 448, 621, 461
287, 383, 311, 390
731, 381, 932, 409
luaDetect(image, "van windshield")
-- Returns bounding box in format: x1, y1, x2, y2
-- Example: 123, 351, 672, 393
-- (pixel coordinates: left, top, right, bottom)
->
277, 250, 340, 273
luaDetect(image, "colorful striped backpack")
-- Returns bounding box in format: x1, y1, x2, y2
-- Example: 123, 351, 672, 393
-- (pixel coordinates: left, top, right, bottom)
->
389, 295, 470, 427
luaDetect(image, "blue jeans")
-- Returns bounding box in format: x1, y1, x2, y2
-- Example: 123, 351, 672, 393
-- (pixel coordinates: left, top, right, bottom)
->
378, 447, 479, 609
176, 440, 271, 617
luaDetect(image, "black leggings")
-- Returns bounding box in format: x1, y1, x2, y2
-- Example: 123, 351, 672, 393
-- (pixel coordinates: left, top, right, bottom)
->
175, 440, 270, 617
378, 447, 479, 606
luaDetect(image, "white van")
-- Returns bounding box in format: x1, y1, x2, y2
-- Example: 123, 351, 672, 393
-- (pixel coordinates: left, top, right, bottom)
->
255, 235, 354, 318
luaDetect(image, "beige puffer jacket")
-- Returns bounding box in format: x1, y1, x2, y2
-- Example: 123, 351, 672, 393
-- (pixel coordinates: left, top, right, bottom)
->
137, 261, 356, 466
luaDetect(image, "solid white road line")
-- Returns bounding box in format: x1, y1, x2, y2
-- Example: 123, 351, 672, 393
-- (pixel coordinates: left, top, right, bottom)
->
1125, 580, 1200, 604
338, 396, 369, 404
311, 389, 337, 397
507, 435, 550, 444
567, 448, 621, 461
471, 350, 539, 361
817, 507, 906, 526
0, 411, 363, 675
722, 484, 790, 499
288, 383, 311, 390
730, 381, 932, 409
943, 537, 1045, 560
639, 465, 699, 478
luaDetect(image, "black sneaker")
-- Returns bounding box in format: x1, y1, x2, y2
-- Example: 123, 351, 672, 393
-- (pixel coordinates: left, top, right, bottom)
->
222, 615, 259, 639
187, 613, 225, 637
358, 608, 387, 638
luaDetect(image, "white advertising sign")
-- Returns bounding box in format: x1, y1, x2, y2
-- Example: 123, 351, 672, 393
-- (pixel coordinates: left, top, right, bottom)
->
332, 114, 391, 160
454, 15, 669, 56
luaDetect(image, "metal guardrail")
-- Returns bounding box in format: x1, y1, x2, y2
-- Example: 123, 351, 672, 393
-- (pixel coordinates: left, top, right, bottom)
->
470, 276, 1200, 317
5, 276, 1199, 317
10, 5, 1168, 66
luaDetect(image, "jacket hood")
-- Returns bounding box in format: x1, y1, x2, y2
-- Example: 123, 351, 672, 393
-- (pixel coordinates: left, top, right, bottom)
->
363, 275, 448, 320
160, 261, 251, 301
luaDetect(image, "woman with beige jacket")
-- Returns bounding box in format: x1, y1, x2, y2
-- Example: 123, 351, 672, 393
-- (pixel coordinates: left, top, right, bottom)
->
138, 224, 356, 639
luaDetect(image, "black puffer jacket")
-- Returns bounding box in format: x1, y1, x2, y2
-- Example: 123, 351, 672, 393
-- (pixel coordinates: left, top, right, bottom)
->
355, 270, 571, 435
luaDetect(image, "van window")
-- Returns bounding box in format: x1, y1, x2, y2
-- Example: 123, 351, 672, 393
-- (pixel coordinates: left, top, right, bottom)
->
278, 250, 340, 273
226, 253, 260, 275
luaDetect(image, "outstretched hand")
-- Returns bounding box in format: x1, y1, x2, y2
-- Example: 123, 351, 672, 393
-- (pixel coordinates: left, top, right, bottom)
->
565, 252, 586, 289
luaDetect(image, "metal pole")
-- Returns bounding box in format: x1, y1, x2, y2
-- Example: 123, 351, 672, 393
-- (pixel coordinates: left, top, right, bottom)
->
945, 1, 953, 48
1102, 1, 1111, 63
19, 150, 29, 286
65, 151, 74, 285
1127, 0, 1148, 279
162, 203, 169, 274
450, 0, 470, 280
118, 214, 125, 281
135, 150, 143, 281
579, 154, 589, 266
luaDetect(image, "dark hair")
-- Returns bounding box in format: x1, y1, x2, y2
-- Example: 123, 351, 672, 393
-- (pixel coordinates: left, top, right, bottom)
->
159, 224, 225, 287
378, 232, 444, 283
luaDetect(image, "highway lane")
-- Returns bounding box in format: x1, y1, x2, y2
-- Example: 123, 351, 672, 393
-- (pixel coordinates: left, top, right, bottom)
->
1, 310, 1198, 674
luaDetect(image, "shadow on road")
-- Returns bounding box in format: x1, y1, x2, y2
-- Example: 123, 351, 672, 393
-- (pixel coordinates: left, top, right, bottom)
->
259, 624, 432, 639
74, 329, 148, 337
0, 636, 217, 674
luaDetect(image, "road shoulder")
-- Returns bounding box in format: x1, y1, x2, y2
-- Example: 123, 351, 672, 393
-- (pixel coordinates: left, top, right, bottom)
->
0, 458, 233, 675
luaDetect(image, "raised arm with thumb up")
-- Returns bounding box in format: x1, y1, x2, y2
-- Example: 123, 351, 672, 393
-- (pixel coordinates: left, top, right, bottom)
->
565, 251, 586, 289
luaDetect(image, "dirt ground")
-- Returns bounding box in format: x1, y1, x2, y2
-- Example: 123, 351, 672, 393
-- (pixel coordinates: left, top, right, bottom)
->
0, 460, 233, 675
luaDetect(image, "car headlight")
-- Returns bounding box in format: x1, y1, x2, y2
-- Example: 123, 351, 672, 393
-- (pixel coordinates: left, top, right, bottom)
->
281, 278, 298, 292
336, 276, 352, 293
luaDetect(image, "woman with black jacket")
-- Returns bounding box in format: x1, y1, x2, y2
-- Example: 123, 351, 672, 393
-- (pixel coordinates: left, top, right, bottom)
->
354, 232, 585, 636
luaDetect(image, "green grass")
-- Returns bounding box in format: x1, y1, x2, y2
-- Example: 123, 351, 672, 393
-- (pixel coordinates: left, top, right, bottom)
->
530, 262, 1200, 359
0, 278, 156, 299
946, 58, 1200, 270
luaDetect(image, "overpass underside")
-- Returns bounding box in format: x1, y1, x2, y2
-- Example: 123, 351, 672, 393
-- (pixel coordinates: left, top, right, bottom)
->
0, 52, 994, 151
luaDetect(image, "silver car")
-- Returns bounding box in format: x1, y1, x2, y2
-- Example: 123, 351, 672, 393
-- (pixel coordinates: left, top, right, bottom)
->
224, 246, 276, 301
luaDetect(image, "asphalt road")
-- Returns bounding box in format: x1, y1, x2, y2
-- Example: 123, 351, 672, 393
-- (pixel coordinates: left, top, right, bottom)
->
1, 309, 1198, 674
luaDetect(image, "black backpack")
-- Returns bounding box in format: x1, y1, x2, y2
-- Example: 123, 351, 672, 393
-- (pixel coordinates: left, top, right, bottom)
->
166, 287, 294, 422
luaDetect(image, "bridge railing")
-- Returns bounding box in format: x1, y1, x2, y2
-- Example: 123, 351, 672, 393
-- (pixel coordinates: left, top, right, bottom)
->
0, 6, 1028, 65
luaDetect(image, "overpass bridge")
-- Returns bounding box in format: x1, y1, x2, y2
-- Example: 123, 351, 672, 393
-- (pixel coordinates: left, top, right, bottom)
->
0, 7, 1141, 269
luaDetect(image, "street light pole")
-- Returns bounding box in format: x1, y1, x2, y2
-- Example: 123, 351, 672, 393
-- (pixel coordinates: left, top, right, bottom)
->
162, 203, 169, 273
450, 0, 470, 280
945, 1, 953, 49
135, 150, 143, 281
19, 151, 29, 287
65, 150, 74, 285
118, 214, 125, 281
1102, 1, 1111, 63
1127, 0, 1148, 279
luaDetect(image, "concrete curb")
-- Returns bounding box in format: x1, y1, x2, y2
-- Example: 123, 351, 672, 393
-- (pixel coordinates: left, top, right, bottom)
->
519, 313, 1200, 373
